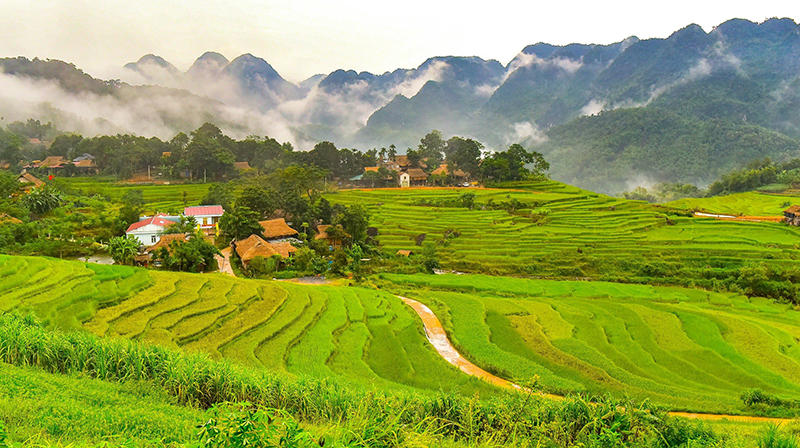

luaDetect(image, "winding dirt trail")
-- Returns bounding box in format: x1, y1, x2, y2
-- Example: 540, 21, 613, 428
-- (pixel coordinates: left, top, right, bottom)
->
399, 295, 794, 425
216, 247, 235, 277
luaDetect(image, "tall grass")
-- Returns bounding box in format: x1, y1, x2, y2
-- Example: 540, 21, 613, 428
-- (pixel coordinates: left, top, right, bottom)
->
0, 312, 717, 447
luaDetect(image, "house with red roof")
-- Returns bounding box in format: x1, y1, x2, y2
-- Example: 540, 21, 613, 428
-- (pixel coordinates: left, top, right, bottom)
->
184, 205, 224, 235
125, 214, 180, 246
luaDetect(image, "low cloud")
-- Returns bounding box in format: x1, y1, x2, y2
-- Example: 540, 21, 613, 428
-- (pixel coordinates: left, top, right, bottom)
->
504, 121, 548, 146
503, 52, 583, 83
580, 99, 606, 116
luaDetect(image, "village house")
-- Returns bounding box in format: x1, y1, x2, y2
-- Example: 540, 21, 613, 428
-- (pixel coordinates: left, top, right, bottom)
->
784, 205, 800, 226
399, 168, 428, 187
231, 234, 297, 269
315, 224, 349, 250
17, 171, 44, 190
259, 218, 300, 243
184, 205, 224, 236
125, 214, 181, 246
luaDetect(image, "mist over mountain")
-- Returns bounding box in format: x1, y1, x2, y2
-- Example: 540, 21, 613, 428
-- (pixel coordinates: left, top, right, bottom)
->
3, 17, 800, 193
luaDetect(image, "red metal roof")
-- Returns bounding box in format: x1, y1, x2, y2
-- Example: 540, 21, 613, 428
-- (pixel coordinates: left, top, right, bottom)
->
126, 215, 175, 233
184, 205, 224, 216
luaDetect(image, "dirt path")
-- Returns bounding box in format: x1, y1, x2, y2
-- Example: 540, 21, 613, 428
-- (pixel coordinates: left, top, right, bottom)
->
217, 247, 235, 277
693, 212, 783, 223
399, 295, 794, 425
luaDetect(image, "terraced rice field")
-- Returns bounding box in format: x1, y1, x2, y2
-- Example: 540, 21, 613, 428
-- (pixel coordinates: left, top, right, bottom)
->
327, 182, 800, 275
383, 273, 800, 414
56, 178, 211, 213
668, 191, 800, 216
0, 254, 496, 396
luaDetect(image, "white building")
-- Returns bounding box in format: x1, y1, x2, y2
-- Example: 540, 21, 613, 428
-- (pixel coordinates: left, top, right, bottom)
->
184, 205, 224, 235
125, 215, 179, 246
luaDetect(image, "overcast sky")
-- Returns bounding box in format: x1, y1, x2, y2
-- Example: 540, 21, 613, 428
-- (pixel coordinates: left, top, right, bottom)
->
1, 1, 798, 83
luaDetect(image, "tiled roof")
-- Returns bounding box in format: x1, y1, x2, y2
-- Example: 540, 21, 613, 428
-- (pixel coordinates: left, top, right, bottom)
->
126, 215, 176, 233
260, 218, 298, 239
184, 205, 224, 216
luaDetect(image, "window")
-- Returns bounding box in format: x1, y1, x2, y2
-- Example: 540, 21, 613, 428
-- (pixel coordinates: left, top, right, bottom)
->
151, 235, 157, 244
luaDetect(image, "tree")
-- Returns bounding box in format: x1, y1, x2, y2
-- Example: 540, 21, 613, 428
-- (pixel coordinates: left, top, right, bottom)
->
388, 144, 397, 161
481, 144, 549, 182
218, 204, 262, 241
445, 136, 483, 179
0, 171, 20, 199
201, 183, 235, 211
306, 141, 340, 176
185, 123, 236, 180
238, 185, 279, 219
161, 215, 197, 235
108, 235, 140, 265
117, 189, 145, 233
338, 204, 370, 247
330, 249, 350, 276
418, 130, 446, 166
158, 234, 220, 273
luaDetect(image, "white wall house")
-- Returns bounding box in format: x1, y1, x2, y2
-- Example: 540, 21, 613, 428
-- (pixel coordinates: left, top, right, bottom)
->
399, 172, 410, 188
125, 215, 178, 246
184, 205, 224, 235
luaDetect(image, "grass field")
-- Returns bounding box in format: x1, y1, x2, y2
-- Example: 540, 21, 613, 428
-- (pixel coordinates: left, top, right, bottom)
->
0, 254, 497, 397
54, 177, 212, 214
382, 273, 800, 414
325, 181, 800, 281
668, 190, 800, 216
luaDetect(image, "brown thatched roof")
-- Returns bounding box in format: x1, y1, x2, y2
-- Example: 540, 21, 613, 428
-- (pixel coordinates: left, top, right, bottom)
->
316, 224, 349, 238
260, 218, 298, 240
37, 156, 68, 168
271, 242, 298, 258
405, 168, 428, 180
786, 205, 800, 214
17, 172, 44, 187
397, 250, 413, 257
234, 234, 279, 262
0, 213, 22, 226
145, 233, 188, 254
234, 161, 252, 171
431, 163, 467, 177
74, 159, 97, 168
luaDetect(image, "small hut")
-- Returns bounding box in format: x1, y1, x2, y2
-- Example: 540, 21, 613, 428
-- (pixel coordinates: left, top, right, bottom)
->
784, 205, 800, 226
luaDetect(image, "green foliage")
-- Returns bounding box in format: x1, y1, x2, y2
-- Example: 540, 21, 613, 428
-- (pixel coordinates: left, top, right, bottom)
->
219, 204, 263, 241
246, 255, 278, 278
198, 403, 327, 448
330, 249, 349, 276
108, 235, 140, 265
158, 234, 220, 273
21, 184, 63, 215
202, 183, 235, 211
481, 144, 549, 182
757, 424, 799, 448
238, 185, 279, 220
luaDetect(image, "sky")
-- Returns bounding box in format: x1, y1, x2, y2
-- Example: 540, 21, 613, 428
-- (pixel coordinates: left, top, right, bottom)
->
1, 0, 799, 83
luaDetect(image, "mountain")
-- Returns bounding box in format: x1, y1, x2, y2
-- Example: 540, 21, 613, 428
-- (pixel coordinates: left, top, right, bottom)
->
4, 17, 800, 192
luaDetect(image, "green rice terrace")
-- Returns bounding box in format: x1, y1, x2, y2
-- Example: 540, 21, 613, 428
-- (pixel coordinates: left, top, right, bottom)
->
4, 254, 800, 417
382, 273, 800, 414
668, 190, 800, 217
326, 181, 800, 280
0, 254, 496, 396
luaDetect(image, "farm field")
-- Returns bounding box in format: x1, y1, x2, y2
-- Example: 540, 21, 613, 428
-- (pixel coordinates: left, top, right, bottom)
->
382, 273, 800, 414
326, 181, 800, 277
55, 177, 212, 214
0, 254, 497, 396
668, 190, 800, 216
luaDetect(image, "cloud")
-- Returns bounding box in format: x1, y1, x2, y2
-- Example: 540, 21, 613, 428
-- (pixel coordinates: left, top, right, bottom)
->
389, 59, 450, 98
503, 52, 584, 83
504, 121, 548, 146
580, 99, 606, 116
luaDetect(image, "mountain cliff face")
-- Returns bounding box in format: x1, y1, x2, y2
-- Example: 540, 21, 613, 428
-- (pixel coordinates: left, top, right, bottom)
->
3, 18, 800, 192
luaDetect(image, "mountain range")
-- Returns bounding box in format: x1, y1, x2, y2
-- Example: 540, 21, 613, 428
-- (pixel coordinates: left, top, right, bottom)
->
3, 17, 800, 193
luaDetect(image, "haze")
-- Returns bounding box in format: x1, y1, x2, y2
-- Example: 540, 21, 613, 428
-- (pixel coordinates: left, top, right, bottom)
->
1, 0, 798, 82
